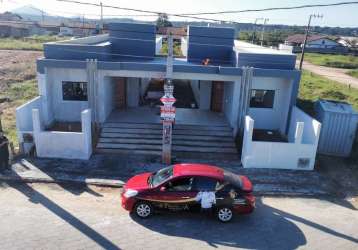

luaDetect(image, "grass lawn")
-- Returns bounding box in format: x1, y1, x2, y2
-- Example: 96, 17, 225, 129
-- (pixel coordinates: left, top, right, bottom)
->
347, 70, 358, 79
0, 35, 63, 51
0, 79, 38, 144
298, 70, 358, 115
299, 53, 358, 69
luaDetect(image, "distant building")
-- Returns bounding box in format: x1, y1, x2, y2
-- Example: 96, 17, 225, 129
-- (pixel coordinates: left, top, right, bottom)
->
285, 34, 348, 54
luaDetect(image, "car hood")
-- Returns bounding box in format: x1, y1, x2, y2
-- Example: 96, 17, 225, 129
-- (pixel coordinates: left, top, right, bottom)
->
125, 172, 152, 190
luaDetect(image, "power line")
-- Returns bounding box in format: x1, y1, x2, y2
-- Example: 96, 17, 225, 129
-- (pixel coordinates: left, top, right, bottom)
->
56, 0, 239, 23
179, 1, 358, 15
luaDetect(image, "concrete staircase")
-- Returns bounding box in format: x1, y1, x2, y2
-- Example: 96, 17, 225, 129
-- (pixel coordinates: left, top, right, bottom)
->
96, 122, 239, 159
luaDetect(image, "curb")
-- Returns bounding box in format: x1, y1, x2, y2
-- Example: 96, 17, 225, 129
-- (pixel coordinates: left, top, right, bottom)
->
0, 174, 332, 197
0, 175, 125, 188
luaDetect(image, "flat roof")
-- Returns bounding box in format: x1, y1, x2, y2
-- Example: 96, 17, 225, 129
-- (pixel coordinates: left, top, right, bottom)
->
234, 40, 294, 55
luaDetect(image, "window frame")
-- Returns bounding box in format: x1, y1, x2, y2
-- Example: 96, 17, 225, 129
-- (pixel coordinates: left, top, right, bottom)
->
191, 176, 220, 192
62, 81, 88, 102
249, 89, 275, 109
163, 176, 194, 192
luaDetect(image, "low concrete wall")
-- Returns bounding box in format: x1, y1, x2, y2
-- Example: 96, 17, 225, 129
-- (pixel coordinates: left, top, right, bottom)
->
16, 96, 43, 153
32, 109, 92, 160
241, 107, 321, 170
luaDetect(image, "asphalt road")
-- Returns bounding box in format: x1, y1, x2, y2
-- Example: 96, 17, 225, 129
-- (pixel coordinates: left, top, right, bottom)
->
0, 182, 357, 250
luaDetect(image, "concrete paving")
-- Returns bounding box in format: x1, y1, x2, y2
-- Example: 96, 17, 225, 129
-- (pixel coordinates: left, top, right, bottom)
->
0, 154, 337, 197
0, 182, 357, 250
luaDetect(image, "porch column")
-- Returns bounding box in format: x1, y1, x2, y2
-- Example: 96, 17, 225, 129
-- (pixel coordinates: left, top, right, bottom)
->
86, 59, 98, 124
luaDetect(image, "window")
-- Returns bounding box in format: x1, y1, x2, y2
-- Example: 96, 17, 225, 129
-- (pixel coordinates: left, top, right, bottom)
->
250, 89, 275, 108
62, 81, 88, 101
165, 177, 194, 191
150, 166, 174, 187
192, 177, 218, 191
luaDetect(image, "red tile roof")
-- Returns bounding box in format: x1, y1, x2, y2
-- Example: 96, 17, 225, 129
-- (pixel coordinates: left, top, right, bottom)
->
285, 34, 329, 44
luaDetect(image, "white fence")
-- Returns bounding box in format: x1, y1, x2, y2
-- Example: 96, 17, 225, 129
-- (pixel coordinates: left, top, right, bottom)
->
32, 109, 92, 160
241, 106, 321, 170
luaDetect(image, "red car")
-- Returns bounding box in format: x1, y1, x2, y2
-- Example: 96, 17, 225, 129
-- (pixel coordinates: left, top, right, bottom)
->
121, 164, 255, 222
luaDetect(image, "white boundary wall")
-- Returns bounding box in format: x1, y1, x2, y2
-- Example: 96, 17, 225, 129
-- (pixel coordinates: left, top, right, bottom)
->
241, 106, 321, 170
32, 109, 92, 160
16, 96, 43, 153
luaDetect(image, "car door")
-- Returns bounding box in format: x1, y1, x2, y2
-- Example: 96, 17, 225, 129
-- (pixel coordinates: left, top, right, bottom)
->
152, 176, 197, 210
192, 176, 221, 210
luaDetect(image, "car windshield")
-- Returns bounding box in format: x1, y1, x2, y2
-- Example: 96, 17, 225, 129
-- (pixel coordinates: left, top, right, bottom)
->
150, 166, 174, 187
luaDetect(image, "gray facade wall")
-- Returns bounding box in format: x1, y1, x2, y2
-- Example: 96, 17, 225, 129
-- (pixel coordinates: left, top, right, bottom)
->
47, 68, 89, 122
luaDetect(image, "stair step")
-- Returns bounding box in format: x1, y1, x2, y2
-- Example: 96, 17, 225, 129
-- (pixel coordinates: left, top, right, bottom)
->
103, 122, 232, 132
97, 143, 162, 151
100, 133, 162, 139
173, 145, 237, 154
96, 148, 162, 156
98, 138, 236, 148
100, 133, 235, 142
101, 128, 233, 137
172, 140, 236, 148
99, 138, 162, 145
103, 123, 162, 129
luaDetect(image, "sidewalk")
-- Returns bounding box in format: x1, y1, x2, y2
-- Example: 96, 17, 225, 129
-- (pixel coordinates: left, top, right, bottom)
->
0, 154, 338, 197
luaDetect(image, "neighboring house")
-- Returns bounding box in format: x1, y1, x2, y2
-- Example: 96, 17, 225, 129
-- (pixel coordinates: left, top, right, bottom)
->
0, 11, 23, 21
336, 36, 358, 48
59, 26, 74, 36
285, 34, 348, 54
16, 22, 321, 170
0, 23, 29, 38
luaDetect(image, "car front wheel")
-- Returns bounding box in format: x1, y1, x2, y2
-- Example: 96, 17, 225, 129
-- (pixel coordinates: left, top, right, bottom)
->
217, 207, 233, 222
134, 201, 153, 219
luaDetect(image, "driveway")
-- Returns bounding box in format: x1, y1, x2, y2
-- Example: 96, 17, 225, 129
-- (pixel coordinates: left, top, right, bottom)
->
0, 182, 357, 250
298, 60, 358, 88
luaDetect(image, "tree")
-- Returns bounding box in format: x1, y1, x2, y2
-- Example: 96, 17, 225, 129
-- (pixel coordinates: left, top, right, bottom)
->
156, 13, 172, 28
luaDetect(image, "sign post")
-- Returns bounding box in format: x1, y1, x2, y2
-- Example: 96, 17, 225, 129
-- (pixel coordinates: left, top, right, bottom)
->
161, 33, 175, 164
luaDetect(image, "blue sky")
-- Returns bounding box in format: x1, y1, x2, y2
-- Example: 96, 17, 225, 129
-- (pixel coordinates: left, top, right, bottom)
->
1, 0, 358, 27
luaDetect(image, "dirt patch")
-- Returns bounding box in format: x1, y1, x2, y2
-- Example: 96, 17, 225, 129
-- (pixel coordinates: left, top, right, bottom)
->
0, 50, 42, 145
0, 50, 42, 92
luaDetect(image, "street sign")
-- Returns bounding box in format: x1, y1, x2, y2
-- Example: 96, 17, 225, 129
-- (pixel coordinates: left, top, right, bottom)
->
160, 106, 176, 120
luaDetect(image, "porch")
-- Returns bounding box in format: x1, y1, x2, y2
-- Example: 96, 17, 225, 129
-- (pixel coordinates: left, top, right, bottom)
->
105, 107, 229, 126
96, 107, 238, 159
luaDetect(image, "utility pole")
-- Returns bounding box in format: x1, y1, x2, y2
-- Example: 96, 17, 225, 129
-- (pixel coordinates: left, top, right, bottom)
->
41, 9, 45, 24
260, 18, 269, 46
299, 14, 323, 70
251, 18, 263, 44
100, 1, 103, 33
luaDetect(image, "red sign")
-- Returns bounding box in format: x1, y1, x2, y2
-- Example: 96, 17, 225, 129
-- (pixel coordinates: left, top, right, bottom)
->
160, 106, 176, 113
160, 97, 176, 105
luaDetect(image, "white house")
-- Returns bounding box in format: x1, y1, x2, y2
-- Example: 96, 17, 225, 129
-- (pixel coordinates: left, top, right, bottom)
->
16, 22, 321, 170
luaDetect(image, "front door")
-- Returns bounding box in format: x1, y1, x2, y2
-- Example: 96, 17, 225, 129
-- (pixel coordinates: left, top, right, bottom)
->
115, 77, 126, 109
211, 81, 224, 112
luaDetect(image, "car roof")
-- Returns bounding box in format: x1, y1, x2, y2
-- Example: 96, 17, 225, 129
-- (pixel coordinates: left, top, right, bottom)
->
173, 164, 224, 180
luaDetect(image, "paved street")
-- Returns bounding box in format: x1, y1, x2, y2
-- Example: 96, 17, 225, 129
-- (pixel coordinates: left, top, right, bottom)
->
0, 182, 357, 250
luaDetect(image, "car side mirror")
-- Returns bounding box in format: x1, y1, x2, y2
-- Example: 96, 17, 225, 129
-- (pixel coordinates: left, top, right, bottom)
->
160, 186, 166, 192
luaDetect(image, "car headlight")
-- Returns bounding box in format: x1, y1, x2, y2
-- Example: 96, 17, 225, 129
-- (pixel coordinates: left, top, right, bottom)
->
124, 189, 138, 198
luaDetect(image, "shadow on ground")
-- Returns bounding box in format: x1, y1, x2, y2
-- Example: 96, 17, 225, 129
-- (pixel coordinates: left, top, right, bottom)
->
130, 198, 358, 249
1, 176, 120, 250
